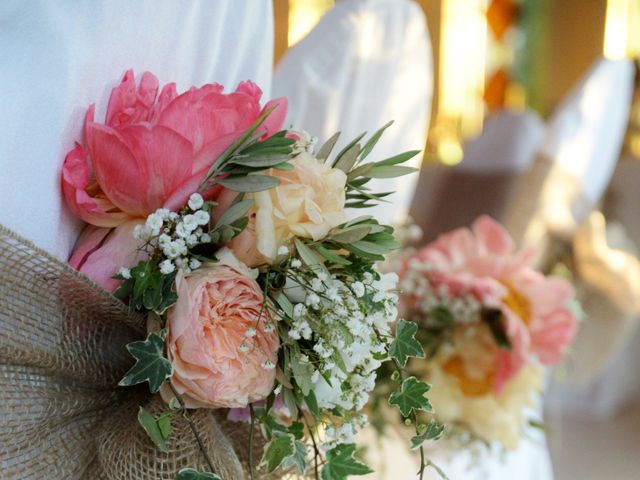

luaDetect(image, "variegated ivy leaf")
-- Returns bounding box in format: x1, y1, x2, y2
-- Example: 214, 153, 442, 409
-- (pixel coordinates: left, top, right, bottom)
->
389, 376, 432, 418
261, 432, 296, 473
321, 443, 373, 480
118, 330, 172, 393
389, 320, 425, 367
410, 419, 445, 449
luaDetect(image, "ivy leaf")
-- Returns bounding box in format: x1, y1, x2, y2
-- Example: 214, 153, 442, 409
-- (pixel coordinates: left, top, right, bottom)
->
321, 443, 373, 480
304, 390, 320, 420
176, 468, 221, 480
389, 377, 433, 418
261, 432, 296, 473
410, 419, 445, 449
389, 320, 425, 367
281, 440, 308, 474
118, 330, 172, 393
137, 407, 171, 453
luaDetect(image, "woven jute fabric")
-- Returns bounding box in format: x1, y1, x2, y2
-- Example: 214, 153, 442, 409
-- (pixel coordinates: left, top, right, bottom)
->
0, 225, 244, 479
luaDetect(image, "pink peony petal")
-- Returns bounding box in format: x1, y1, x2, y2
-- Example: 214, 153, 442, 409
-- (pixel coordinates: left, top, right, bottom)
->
106, 69, 159, 127
61, 143, 129, 227
472, 215, 514, 256
69, 220, 146, 292
88, 123, 194, 216
260, 97, 288, 137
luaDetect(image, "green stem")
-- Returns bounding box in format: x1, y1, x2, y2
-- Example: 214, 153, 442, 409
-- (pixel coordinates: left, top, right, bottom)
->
169, 382, 217, 475
390, 358, 427, 480
249, 403, 256, 480
303, 416, 321, 480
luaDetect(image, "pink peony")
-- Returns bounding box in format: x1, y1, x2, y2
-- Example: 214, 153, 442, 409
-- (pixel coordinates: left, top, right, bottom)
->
163, 249, 279, 408
406, 216, 578, 393
62, 70, 287, 290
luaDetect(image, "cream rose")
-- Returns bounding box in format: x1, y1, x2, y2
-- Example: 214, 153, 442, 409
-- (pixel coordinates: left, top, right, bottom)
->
216, 152, 347, 266
163, 249, 279, 408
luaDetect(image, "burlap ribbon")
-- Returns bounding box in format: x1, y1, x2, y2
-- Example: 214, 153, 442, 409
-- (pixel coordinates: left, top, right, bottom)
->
0, 225, 245, 479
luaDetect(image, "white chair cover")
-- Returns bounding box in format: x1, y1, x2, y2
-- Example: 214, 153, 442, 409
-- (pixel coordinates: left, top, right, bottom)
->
410, 109, 546, 243
272, 0, 433, 226
506, 58, 635, 245
0, 0, 274, 261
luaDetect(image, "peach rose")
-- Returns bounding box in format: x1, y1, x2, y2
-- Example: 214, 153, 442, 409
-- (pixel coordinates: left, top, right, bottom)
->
216, 151, 347, 266
164, 249, 279, 408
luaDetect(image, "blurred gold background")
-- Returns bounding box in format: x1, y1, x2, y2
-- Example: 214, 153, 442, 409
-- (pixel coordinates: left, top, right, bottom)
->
273, 0, 640, 165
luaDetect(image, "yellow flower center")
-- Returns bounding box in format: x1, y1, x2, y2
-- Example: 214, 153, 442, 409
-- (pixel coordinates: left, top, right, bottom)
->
443, 356, 494, 397
500, 280, 531, 325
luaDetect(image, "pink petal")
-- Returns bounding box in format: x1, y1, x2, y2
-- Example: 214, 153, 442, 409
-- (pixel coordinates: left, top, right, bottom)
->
472, 215, 514, 256
106, 70, 159, 126
71, 220, 147, 292
89, 123, 194, 215
530, 309, 577, 364
260, 97, 288, 137
61, 143, 129, 227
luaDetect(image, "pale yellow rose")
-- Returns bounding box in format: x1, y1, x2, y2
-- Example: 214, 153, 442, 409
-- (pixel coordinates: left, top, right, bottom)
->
217, 152, 347, 266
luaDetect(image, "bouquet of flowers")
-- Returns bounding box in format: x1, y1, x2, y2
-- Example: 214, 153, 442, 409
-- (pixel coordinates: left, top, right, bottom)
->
61, 70, 438, 479
396, 216, 579, 450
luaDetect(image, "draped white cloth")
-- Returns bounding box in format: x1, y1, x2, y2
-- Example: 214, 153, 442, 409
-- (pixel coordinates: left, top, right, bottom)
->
0, 0, 274, 261
273, 0, 433, 227
508, 58, 635, 245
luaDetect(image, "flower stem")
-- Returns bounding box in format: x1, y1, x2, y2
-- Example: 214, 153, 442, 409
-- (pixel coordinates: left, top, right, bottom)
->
169, 382, 217, 474
390, 358, 427, 480
249, 403, 256, 480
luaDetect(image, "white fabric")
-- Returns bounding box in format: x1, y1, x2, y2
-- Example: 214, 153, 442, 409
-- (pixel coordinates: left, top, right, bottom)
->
459, 110, 546, 174
0, 0, 274, 261
273, 0, 433, 226
540, 58, 634, 208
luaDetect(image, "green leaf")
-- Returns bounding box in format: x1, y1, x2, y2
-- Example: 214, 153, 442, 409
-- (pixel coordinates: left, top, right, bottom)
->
334, 143, 361, 173
217, 174, 280, 192
228, 153, 290, 168
332, 132, 366, 168
119, 331, 172, 393
273, 162, 295, 170
137, 407, 170, 453
315, 245, 351, 266
361, 165, 417, 179
375, 149, 421, 166
272, 290, 294, 318
290, 354, 314, 396
329, 226, 372, 243
359, 120, 393, 160
281, 440, 308, 475
389, 377, 432, 418
261, 432, 296, 473
316, 132, 341, 161
389, 320, 425, 367
321, 443, 373, 480
282, 387, 299, 419
214, 199, 254, 229
206, 104, 280, 178
410, 420, 445, 449
176, 468, 221, 480
294, 239, 323, 267
304, 390, 320, 419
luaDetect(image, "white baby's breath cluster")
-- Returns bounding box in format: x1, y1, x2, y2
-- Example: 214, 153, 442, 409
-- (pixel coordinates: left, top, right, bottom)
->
132, 193, 212, 275
282, 264, 399, 444
400, 258, 482, 325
